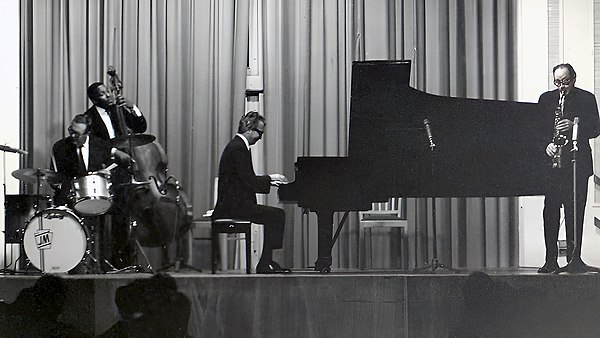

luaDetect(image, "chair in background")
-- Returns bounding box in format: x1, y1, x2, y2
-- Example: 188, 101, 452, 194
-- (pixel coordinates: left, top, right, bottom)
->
358, 197, 408, 270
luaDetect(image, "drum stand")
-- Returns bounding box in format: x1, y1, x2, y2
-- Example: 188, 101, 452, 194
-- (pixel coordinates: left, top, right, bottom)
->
2, 149, 8, 274
78, 217, 107, 274
0, 145, 28, 274
5, 171, 46, 275
96, 216, 154, 274
106, 231, 155, 274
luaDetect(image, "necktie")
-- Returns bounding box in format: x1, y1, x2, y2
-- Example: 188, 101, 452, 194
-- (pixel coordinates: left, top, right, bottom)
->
77, 146, 87, 176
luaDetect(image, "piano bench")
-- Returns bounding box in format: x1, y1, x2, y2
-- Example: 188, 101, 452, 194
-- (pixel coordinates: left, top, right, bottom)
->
211, 219, 252, 274
359, 211, 409, 270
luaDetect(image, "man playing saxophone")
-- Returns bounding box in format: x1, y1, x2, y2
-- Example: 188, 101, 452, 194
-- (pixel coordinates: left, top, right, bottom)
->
537, 63, 600, 273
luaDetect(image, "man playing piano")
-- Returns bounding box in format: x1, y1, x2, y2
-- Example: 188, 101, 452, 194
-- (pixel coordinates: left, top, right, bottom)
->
212, 111, 290, 274
538, 63, 600, 273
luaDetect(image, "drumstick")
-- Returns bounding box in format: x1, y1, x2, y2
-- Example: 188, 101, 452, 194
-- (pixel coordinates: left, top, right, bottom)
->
105, 163, 118, 171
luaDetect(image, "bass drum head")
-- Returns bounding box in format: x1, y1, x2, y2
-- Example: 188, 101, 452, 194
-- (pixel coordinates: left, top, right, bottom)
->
23, 207, 88, 273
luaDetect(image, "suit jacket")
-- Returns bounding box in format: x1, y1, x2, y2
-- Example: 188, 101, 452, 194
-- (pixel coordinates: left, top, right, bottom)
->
212, 135, 271, 219
52, 135, 113, 204
538, 87, 600, 178
84, 105, 147, 141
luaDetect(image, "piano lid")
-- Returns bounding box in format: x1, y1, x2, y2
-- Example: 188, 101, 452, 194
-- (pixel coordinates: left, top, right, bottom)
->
347, 60, 550, 197
279, 60, 551, 210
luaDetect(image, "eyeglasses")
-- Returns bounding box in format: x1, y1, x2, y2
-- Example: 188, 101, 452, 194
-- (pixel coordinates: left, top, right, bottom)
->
252, 128, 264, 136
68, 126, 87, 138
554, 78, 573, 87
67, 126, 79, 137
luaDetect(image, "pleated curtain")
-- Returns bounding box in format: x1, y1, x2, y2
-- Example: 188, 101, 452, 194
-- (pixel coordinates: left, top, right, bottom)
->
21, 0, 518, 270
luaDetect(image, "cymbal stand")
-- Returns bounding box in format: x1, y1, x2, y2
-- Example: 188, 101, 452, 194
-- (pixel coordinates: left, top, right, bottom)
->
33, 170, 46, 272
2, 149, 7, 273
414, 140, 455, 273
9, 170, 46, 274
80, 216, 106, 274
157, 177, 201, 273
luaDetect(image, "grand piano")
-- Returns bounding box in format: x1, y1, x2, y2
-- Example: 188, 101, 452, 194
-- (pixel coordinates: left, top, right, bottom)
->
278, 60, 552, 272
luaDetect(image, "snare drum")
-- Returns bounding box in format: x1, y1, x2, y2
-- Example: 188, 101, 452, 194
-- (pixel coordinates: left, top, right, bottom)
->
71, 173, 113, 216
23, 207, 88, 273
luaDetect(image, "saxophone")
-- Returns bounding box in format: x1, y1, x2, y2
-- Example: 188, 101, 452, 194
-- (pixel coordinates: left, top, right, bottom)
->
551, 91, 568, 168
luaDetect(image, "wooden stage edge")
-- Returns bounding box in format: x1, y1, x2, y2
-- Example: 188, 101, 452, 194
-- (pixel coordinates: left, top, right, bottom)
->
1, 268, 600, 337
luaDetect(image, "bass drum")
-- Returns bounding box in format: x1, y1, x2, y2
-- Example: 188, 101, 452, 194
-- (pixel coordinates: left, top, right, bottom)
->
23, 207, 88, 273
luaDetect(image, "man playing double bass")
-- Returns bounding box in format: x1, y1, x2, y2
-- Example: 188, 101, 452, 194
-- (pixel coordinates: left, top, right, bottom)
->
84, 81, 147, 269
84, 82, 147, 141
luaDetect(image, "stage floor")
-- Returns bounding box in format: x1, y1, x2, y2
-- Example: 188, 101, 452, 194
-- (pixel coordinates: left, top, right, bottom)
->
1, 268, 599, 337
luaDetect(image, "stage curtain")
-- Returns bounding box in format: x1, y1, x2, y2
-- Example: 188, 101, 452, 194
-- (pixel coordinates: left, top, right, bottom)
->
356, 0, 519, 270
22, 0, 518, 270
20, 0, 249, 222
260, 0, 519, 270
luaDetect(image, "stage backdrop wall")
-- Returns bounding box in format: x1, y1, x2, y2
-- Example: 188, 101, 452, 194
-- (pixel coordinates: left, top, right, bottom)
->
21, 0, 520, 270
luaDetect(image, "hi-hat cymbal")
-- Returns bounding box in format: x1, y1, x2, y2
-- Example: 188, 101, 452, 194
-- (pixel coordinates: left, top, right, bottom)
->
12, 168, 65, 185
112, 134, 156, 148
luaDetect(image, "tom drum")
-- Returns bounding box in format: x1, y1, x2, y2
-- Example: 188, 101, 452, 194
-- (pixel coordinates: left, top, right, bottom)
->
71, 173, 113, 216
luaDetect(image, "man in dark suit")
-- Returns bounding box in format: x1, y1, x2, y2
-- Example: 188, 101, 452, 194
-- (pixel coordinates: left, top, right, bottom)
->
212, 111, 290, 274
84, 82, 147, 141
52, 114, 133, 272
83, 82, 146, 268
537, 63, 600, 273
52, 114, 131, 205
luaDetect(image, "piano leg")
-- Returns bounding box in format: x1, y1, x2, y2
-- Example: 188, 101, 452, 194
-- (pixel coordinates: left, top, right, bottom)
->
315, 211, 333, 273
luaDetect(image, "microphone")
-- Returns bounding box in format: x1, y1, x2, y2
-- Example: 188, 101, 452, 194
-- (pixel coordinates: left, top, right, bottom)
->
572, 117, 579, 153
0, 145, 28, 155
572, 117, 579, 142
423, 119, 436, 149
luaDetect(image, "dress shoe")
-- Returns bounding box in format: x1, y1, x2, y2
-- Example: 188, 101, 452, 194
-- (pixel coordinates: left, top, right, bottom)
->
554, 257, 600, 274
537, 262, 559, 273
314, 256, 332, 273
256, 260, 291, 274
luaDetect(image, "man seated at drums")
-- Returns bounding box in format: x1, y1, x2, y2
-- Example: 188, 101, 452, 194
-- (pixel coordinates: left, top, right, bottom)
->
51, 114, 132, 205
52, 114, 131, 272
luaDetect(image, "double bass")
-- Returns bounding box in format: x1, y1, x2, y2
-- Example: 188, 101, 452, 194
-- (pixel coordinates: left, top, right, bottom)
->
107, 68, 193, 248
128, 142, 193, 247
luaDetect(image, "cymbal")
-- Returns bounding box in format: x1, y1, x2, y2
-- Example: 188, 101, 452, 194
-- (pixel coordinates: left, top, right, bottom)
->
12, 168, 65, 185
112, 134, 156, 148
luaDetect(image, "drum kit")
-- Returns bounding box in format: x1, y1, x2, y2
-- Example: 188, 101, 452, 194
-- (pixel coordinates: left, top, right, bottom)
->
2, 134, 158, 274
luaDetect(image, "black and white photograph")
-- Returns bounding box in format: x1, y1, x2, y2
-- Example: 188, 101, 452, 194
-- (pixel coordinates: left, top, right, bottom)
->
1, 1, 600, 337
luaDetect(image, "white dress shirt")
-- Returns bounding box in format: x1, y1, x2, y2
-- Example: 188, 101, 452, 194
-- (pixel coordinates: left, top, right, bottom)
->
96, 105, 142, 139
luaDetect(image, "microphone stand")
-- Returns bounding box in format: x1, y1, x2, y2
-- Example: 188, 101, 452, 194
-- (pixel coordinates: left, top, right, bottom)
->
1, 145, 34, 274
414, 127, 455, 274
555, 117, 600, 273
